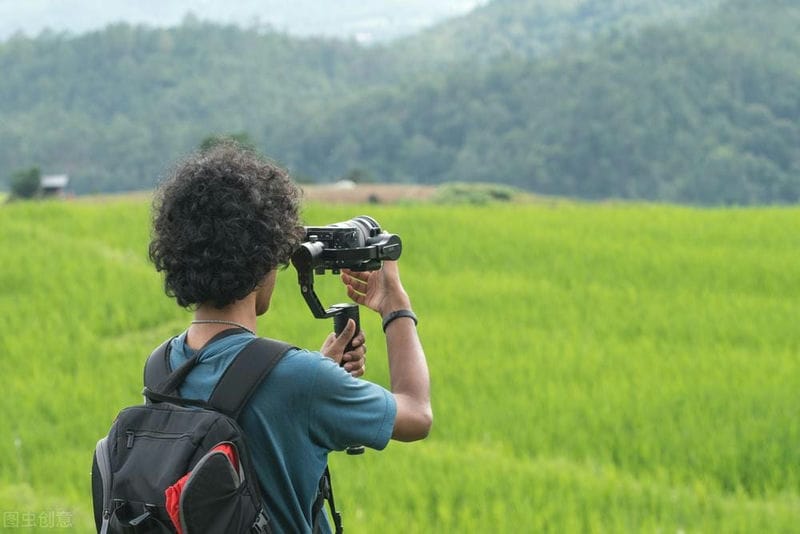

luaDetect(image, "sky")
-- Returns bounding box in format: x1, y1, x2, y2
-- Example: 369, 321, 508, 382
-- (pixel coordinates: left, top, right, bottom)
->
0, 0, 488, 43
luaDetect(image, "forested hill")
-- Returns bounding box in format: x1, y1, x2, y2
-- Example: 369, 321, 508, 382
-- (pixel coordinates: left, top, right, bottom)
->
1, 0, 799, 204
292, 0, 800, 204
0, 20, 393, 193
387, 0, 722, 68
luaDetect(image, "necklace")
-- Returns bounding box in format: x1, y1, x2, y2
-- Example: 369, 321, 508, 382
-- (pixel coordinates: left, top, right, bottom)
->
190, 319, 256, 336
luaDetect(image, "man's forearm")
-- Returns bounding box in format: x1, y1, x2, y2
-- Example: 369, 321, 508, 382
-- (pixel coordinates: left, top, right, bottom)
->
385, 313, 432, 441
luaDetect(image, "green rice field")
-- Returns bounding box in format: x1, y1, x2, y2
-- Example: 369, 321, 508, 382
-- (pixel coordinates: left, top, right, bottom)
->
0, 197, 798, 532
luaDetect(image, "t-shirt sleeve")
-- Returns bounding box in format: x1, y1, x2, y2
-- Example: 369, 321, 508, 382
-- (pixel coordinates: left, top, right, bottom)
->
307, 354, 397, 452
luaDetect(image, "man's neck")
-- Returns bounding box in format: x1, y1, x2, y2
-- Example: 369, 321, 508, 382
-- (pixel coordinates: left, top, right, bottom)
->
187, 296, 257, 350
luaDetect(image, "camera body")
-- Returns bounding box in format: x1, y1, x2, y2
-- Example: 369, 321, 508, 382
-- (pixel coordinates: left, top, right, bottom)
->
291, 215, 402, 318
295, 216, 402, 274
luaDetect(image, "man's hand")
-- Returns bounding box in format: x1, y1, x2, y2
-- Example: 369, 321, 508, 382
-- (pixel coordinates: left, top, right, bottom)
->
320, 318, 367, 377
341, 261, 411, 317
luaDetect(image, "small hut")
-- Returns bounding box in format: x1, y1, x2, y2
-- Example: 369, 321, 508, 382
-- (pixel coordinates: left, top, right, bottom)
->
40, 174, 69, 198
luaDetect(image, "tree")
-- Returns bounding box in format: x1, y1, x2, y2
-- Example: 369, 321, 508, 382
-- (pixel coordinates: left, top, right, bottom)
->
199, 132, 256, 153
9, 167, 41, 199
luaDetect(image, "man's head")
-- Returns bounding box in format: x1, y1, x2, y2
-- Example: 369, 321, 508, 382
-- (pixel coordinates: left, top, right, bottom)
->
149, 143, 304, 309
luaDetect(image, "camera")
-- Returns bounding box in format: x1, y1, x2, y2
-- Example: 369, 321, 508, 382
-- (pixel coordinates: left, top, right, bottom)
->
294, 215, 402, 275
291, 216, 402, 318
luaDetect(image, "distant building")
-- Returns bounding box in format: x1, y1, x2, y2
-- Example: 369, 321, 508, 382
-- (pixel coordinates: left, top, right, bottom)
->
333, 179, 356, 189
40, 174, 69, 197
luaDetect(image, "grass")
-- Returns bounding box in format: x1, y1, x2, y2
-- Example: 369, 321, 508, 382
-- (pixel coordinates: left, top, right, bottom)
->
0, 198, 798, 532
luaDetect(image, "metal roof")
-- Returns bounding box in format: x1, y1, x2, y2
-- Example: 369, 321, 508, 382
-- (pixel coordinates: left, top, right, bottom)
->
41, 174, 69, 188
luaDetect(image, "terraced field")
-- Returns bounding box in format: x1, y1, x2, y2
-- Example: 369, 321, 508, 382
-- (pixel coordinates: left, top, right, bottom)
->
1, 197, 798, 532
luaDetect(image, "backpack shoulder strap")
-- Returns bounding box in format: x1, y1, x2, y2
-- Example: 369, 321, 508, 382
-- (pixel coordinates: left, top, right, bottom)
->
143, 337, 174, 392
142, 337, 209, 408
143, 328, 260, 394
143, 336, 204, 398
207, 337, 294, 419
313, 466, 343, 534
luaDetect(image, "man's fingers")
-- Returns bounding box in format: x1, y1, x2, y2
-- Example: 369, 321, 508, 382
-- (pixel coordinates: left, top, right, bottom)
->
342, 352, 365, 365
348, 331, 366, 349
342, 271, 369, 288
348, 364, 365, 378
335, 318, 357, 346
342, 346, 366, 363
343, 353, 366, 377
346, 285, 366, 304
320, 332, 336, 354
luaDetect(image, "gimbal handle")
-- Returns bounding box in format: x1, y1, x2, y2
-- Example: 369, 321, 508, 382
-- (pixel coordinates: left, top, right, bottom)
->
332, 303, 360, 352
331, 304, 366, 456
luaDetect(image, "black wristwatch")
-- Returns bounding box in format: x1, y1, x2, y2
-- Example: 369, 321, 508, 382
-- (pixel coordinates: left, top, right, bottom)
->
382, 309, 418, 332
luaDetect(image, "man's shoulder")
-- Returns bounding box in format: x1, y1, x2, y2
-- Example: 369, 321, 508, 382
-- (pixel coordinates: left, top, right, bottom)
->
256, 345, 370, 403
271, 346, 341, 379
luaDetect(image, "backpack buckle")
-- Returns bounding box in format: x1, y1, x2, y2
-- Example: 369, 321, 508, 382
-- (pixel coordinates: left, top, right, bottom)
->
251, 509, 270, 534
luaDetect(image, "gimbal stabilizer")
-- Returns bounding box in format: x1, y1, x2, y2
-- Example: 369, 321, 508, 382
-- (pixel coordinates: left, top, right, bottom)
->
292, 215, 401, 329
291, 216, 402, 454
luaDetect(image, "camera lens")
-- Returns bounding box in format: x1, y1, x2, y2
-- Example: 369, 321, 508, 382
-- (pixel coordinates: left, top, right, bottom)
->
350, 216, 381, 244
328, 216, 380, 247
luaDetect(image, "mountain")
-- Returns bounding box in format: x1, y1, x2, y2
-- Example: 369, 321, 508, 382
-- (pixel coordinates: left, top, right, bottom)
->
0, 20, 392, 192
0, 0, 487, 43
0, 0, 798, 204
288, 0, 800, 204
387, 0, 722, 68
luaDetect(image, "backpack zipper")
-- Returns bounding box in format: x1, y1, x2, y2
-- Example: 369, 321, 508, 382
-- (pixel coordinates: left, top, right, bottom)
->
126, 429, 193, 448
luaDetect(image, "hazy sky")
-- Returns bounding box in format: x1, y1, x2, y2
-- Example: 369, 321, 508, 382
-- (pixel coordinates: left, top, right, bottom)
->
0, 0, 488, 42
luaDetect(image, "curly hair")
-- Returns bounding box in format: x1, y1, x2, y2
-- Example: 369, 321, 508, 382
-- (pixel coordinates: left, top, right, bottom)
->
149, 143, 304, 309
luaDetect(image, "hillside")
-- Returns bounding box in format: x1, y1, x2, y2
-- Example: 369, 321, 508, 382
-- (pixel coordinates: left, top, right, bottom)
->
388, 0, 721, 67
0, 0, 722, 196
1, 199, 799, 531
0, 0, 798, 204
0, 19, 392, 193
290, 0, 800, 204
0, 0, 482, 43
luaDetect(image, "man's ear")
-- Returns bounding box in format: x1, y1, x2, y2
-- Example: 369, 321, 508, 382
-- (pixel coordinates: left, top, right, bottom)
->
255, 269, 278, 315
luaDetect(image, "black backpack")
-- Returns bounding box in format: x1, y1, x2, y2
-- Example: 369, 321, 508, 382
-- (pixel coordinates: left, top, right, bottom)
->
91, 332, 343, 534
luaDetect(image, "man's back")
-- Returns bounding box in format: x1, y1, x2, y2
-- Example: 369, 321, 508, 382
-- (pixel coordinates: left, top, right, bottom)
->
167, 331, 396, 533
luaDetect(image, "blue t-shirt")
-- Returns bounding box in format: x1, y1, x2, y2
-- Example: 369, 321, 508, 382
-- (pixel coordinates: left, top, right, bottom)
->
168, 331, 397, 533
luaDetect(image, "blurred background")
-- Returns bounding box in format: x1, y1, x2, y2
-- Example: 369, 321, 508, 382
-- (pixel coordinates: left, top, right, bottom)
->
2, 0, 798, 205
1, 1, 799, 532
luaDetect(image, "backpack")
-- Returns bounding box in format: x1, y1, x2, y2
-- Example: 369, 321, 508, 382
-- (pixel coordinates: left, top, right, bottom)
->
91, 331, 342, 534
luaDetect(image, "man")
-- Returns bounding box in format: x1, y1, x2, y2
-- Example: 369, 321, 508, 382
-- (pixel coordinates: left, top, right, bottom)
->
147, 143, 432, 533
